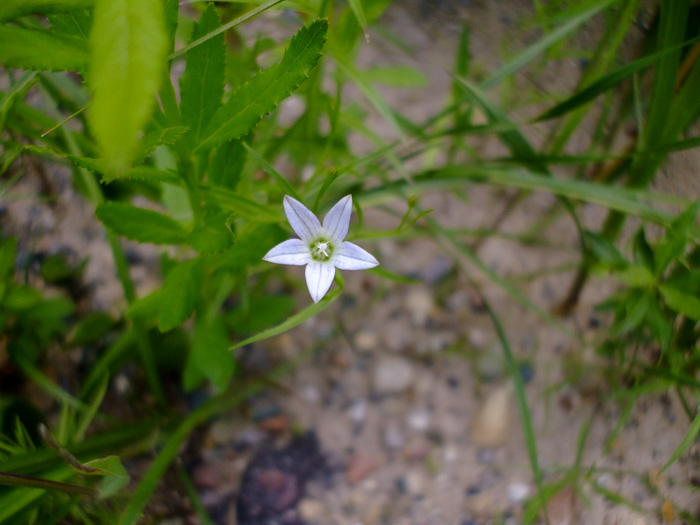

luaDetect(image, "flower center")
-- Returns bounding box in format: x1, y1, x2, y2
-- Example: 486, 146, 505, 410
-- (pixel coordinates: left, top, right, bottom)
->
310, 239, 333, 262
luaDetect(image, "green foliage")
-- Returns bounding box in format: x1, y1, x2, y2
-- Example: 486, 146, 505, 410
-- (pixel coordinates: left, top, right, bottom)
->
96, 202, 189, 245
3, 0, 700, 522
196, 19, 329, 151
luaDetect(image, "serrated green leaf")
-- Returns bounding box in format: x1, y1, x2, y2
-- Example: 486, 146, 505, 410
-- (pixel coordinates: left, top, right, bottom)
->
158, 258, 202, 332
29, 144, 180, 183
0, 26, 88, 72
189, 211, 235, 254
96, 202, 188, 245
89, 0, 167, 175
134, 126, 189, 164
209, 139, 247, 188
188, 317, 234, 390
0, 0, 92, 22
659, 284, 700, 320
180, 4, 224, 145
196, 19, 328, 152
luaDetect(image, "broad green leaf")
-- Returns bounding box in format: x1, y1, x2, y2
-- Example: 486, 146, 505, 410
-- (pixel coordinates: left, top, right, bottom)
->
659, 285, 700, 321
0, 0, 92, 22
89, 0, 167, 175
158, 258, 203, 332
96, 202, 189, 245
229, 276, 344, 350
0, 27, 88, 72
196, 19, 328, 152
180, 4, 224, 145
188, 317, 235, 390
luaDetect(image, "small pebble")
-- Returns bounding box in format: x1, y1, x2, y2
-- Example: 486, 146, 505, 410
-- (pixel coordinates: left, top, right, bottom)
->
405, 470, 425, 495
507, 482, 529, 503
467, 328, 488, 349
354, 330, 378, 353
519, 362, 534, 384
470, 385, 511, 448
466, 485, 481, 496
298, 498, 325, 521
403, 437, 431, 460
406, 288, 434, 326
348, 399, 368, 424
407, 409, 431, 432
372, 356, 415, 395
383, 422, 405, 450
257, 413, 288, 433
301, 385, 321, 404
346, 455, 381, 484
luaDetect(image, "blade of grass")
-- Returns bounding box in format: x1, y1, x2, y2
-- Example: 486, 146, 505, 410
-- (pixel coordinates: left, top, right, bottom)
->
242, 142, 301, 200
168, 0, 286, 60
481, 0, 615, 89
661, 409, 700, 472
229, 275, 344, 351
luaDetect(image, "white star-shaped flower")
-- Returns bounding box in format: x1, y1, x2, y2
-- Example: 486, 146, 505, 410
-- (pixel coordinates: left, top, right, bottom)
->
263, 195, 379, 302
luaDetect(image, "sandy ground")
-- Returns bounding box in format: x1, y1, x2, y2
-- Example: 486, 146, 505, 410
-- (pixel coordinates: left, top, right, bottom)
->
2, 1, 700, 524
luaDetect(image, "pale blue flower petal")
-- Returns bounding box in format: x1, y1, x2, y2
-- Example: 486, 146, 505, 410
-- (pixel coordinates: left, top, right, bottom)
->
263, 239, 310, 266
284, 195, 321, 242
333, 241, 379, 270
322, 194, 352, 243
305, 261, 336, 302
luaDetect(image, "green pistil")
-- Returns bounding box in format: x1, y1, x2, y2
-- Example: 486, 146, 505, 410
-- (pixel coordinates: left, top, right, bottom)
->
310, 239, 333, 262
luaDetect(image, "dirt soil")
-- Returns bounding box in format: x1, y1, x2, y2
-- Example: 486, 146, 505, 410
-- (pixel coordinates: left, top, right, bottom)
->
3, 1, 700, 525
